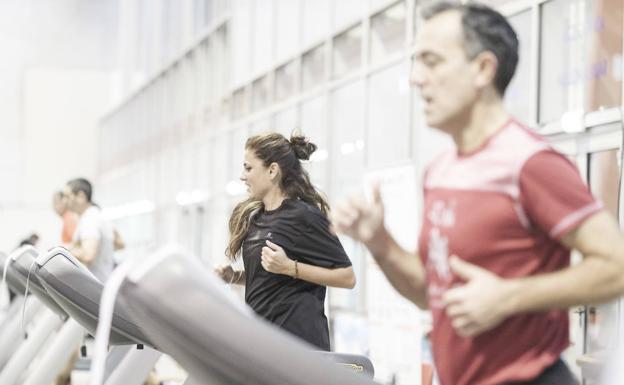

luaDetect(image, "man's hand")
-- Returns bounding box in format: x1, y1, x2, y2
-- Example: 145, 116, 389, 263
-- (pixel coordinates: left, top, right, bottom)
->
331, 184, 387, 254
442, 256, 515, 337
70, 238, 98, 265
261, 240, 296, 276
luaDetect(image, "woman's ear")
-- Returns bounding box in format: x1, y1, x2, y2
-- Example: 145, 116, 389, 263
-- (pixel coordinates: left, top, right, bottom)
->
269, 162, 280, 180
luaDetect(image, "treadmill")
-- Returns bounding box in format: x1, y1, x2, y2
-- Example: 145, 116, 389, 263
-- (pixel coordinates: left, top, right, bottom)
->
32, 247, 160, 385
6, 245, 67, 317
0, 246, 67, 385
34, 246, 154, 347
118, 246, 378, 385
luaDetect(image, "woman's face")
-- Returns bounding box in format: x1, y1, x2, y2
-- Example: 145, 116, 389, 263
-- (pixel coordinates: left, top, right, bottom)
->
240, 149, 274, 200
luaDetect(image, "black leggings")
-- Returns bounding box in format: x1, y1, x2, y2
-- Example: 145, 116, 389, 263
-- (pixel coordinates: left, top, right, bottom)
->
505, 360, 580, 385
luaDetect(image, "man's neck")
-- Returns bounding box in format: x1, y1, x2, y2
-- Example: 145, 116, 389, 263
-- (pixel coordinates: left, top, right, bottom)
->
76, 203, 91, 217
450, 99, 510, 154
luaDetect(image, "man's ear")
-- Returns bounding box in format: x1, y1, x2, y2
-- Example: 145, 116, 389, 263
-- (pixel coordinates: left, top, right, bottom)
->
473, 51, 498, 91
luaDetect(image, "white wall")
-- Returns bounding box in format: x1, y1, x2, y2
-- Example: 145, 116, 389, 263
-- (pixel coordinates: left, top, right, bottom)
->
0, 0, 118, 252
0, 69, 112, 252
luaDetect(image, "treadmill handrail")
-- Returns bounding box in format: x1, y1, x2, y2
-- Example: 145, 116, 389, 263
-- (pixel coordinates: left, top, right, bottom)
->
125, 244, 252, 317
37, 247, 99, 281
120, 247, 380, 385
8, 245, 38, 262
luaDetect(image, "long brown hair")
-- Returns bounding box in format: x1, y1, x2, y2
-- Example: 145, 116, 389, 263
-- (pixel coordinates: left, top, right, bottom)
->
225, 131, 330, 260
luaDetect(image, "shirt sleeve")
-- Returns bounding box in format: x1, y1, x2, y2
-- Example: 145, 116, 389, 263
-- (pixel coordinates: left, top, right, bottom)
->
519, 150, 603, 240
77, 210, 102, 241
290, 208, 352, 268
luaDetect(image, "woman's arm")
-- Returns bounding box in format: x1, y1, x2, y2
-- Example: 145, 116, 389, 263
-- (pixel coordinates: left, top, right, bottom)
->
261, 240, 356, 289
214, 264, 246, 285
296, 263, 355, 289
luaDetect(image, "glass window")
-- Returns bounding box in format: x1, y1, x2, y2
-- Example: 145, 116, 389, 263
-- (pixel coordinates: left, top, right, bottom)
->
333, 24, 362, 79
193, 0, 212, 35
212, 135, 229, 197
205, 0, 214, 28
504, 10, 532, 123
275, 0, 300, 60
275, 60, 297, 101
274, 107, 298, 137
589, 149, 619, 226
333, 0, 364, 29
197, 140, 212, 192
478, 0, 522, 6
367, 63, 411, 167
370, 0, 396, 9
369, 1, 406, 64
178, 143, 195, 192
205, 40, 217, 118
302, 44, 326, 91
231, 0, 251, 86
251, 75, 271, 112
169, 0, 183, 54
232, 87, 247, 119
214, 0, 230, 18
158, 148, 177, 204
302, 0, 329, 46
139, 0, 156, 75
300, 96, 329, 188
230, 127, 249, 182
412, 3, 421, 41
252, 0, 274, 73
585, 149, 621, 379
539, 0, 623, 124
170, 65, 181, 124
330, 80, 365, 200
251, 118, 271, 134
182, 57, 195, 119
195, 43, 207, 112
329, 81, 366, 316
214, 25, 229, 107
208, 199, 231, 264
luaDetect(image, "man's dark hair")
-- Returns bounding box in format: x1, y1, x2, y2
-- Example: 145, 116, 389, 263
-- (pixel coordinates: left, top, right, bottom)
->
422, 1, 519, 96
67, 178, 93, 202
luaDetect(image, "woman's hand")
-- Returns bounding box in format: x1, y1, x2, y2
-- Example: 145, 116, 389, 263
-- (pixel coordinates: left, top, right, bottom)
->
215, 264, 236, 283
261, 240, 296, 277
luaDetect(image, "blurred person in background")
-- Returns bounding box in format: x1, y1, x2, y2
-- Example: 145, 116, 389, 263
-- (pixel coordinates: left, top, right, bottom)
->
64, 177, 115, 282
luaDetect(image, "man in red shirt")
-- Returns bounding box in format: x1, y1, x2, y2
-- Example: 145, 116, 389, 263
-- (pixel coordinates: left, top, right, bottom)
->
333, 2, 624, 385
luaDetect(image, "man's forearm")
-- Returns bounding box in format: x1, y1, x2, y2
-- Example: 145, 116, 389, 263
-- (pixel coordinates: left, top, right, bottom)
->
69, 244, 95, 266
70, 247, 90, 265
504, 255, 624, 315
366, 230, 428, 308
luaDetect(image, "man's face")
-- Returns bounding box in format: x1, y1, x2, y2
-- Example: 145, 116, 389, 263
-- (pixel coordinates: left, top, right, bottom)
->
53, 194, 67, 216
410, 10, 480, 132
63, 185, 80, 213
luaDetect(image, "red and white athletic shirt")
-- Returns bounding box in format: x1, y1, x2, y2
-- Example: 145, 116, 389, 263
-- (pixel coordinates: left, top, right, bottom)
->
418, 119, 603, 385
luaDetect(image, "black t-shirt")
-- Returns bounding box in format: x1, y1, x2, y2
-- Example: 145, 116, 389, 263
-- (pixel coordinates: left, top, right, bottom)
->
242, 198, 351, 351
